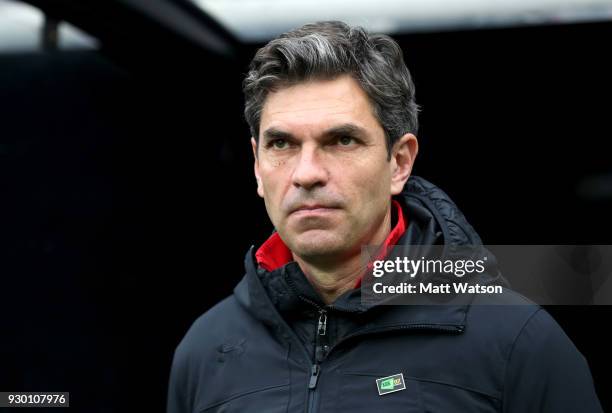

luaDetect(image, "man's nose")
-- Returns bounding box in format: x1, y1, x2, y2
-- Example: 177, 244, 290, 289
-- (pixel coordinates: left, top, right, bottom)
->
291, 145, 328, 190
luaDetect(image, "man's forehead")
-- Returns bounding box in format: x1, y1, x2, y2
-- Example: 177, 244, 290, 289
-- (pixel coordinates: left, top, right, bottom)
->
260, 76, 379, 136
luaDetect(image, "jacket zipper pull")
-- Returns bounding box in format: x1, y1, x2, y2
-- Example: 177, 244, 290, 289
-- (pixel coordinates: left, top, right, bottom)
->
317, 310, 327, 336
315, 309, 329, 363
310, 309, 327, 390
308, 364, 320, 389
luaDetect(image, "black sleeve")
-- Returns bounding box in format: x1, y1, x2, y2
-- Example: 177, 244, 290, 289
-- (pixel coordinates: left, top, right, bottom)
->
166, 344, 193, 413
502, 308, 603, 413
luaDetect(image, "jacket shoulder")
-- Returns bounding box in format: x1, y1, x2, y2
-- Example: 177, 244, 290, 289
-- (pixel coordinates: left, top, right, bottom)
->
466, 290, 601, 411
175, 294, 247, 358
466, 287, 544, 340
501, 306, 602, 411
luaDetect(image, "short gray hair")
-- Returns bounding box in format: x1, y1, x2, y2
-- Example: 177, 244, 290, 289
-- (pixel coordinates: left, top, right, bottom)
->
243, 20, 419, 159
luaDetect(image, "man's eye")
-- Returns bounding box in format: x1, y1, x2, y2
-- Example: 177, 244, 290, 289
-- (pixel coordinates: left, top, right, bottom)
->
338, 136, 355, 146
271, 139, 288, 149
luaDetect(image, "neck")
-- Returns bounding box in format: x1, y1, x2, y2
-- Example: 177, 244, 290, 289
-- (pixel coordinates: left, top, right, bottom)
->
293, 209, 392, 305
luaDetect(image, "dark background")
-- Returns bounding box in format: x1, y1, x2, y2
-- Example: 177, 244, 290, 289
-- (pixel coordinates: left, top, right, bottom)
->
1, 1, 611, 411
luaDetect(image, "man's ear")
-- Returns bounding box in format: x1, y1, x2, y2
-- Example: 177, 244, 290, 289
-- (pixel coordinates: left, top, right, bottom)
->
390, 133, 418, 195
251, 137, 264, 198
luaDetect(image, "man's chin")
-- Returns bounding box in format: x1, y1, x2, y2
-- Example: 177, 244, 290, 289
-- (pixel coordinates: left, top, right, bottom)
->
288, 231, 348, 259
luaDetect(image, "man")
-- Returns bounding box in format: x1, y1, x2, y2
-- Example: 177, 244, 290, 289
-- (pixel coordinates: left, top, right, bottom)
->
167, 21, 602, 412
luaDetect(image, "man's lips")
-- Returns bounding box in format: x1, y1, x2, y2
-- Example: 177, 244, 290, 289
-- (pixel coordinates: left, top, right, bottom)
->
289, 205, 341, 215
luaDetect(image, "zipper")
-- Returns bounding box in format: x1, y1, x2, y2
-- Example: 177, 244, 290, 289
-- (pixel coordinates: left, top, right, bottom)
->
306, 308, 327, 413
307, 363, 320, 413
315, 310, 328, 364
307, 310, 327, 389
326, 323, 464, 356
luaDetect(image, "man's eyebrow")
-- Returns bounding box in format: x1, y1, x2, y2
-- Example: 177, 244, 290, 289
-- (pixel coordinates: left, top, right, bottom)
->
322, 124, 368, 139
262, 128, 293, 142
262, 123, 368, 142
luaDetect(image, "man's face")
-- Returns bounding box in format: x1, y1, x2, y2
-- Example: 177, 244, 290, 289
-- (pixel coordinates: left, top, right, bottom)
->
252, 75, 415, 263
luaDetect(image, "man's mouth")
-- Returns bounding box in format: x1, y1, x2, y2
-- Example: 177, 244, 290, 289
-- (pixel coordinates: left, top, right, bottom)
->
290, 204, 340, 215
